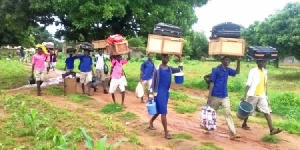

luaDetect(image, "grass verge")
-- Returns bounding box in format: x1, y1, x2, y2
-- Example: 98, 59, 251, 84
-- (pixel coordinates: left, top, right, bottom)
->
67, 94, 92, 102
101, 103, 123, 114
262, 135, 280, 143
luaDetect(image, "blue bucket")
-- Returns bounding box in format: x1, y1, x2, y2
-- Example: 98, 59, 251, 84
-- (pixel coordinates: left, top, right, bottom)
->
174, 72, 184, 84
146, 100, 157, 115
236, 101, 254, 120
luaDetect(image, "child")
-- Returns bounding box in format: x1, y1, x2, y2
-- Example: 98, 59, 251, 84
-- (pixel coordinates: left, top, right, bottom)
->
109, 54, 130, 106
32, 47, 50, 96
52, 53, 57, 71
65, 54, 76, 72
148, 54, 183, 139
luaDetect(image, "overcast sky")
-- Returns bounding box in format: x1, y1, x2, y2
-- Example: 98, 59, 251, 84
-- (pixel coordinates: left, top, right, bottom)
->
192, 0, 299, 37
46, 0, 299, 38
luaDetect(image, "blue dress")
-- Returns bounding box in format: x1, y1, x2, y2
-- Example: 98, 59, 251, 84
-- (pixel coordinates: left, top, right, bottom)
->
154, 67, 171, 114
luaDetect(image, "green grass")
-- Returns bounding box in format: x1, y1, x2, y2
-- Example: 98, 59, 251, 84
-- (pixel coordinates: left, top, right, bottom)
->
0, 60, 30, 90
262, 135, 281, 143
101, 103, 123, 114
118, 112, 137, 120
173, 133, 193, 140
197, 142, 223, 150
47, 86, 64, 95
0, 93, 85, 149
174, 104, 197, 114
67, 94, 92, 102
129, 135, 142, 145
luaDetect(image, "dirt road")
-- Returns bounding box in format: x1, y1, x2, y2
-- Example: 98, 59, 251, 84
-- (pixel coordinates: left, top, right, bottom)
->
8, 70, 300, 150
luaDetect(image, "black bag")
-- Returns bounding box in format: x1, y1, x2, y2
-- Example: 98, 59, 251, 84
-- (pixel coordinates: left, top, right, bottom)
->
210, 22, 241, 39
28, 76, 36, 84
247, 46, 278, 60
203, 67, 220, 89
67, 48, 76, 54
79, 42, 94, 51
153, 22, 183, 38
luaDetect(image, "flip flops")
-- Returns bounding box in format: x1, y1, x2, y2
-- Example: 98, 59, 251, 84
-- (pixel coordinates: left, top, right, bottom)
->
230, 134, 242, 140
270, 128, 282, 135
242, 125, 251, 130
165, 134, 173, 139
148, 126, 156, 130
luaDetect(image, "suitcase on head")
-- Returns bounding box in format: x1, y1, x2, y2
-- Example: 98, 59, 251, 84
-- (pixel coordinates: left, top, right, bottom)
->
79, 42, 94, 51
153, 22, 183, 38
210, 22, 241, 39
247, 46, 278, 60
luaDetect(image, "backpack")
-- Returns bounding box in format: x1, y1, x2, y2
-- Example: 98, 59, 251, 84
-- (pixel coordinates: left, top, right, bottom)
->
95, 55, 109, 74
204, 66, 220, 89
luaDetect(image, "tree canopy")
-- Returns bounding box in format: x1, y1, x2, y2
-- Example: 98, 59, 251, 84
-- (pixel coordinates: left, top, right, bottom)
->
242, 2, 300, 59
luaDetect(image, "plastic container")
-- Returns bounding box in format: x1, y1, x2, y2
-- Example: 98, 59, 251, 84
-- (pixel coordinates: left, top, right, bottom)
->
236, 101, 254, 120
174, 72, 184, 84
146, 100, 157, 115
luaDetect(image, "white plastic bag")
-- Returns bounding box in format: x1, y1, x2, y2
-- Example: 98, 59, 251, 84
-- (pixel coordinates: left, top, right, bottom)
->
200, 105, 217, 131
135, 82, 144, 98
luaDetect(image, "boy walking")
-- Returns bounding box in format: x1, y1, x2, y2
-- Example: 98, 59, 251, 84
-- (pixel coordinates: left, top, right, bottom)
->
207, 56, 241, 140
109, 54, 130, 106
65, 53, 76, 72
95, 49, 109, 94
241, 60, 281, 135
77, 50, 94, 96
32, 47, 50, 96
140, 53, 155, 102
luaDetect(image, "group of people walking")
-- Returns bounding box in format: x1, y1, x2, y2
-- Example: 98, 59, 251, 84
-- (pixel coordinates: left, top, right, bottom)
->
31, 47, 281, 140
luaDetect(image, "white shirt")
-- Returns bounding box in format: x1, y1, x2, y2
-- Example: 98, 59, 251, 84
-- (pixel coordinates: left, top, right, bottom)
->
95, 54, 108, 70
246, 67, 268, 97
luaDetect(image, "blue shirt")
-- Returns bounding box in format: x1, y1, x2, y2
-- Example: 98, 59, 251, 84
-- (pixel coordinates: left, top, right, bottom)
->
211, 65, 237, 98
65, 56, 76, 69
78, 55, 93, 72
140, 60, 155, 80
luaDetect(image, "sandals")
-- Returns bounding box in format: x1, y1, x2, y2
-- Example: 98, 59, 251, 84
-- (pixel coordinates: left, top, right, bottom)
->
104, 89, 108, 94
165, 134, 173, 139
242, 125, 251, 130
270, 128, 282, 135
230, 134, 242, 140
148, 126, 156, 130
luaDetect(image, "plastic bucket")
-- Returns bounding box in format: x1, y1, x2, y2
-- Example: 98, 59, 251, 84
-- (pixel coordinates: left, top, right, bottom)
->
236, 101, 254, 120
174, 72, 184, 84
146, 100, 157, 115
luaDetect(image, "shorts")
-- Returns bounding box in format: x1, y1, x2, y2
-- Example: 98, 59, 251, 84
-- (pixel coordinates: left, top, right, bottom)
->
142, 79, 152, 90
96, 69, 106, 82
109, 78, 125, 93
52, 62, 56, 67
34, 70, 45, 81
247, 96, 270, 115
66, 69, 74, 72
80, 72, 92, 85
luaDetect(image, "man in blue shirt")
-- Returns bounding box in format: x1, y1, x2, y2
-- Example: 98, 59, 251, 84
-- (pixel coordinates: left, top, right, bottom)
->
65, 54, 76, 72
207, 56, 241, 140
139, 53, 155, 103
76, 50, 94, 96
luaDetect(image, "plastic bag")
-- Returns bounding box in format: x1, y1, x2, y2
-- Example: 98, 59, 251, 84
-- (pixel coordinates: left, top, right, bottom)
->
200, 105, 217, 131
106, 34, 124, 44
135, 82, 144, 98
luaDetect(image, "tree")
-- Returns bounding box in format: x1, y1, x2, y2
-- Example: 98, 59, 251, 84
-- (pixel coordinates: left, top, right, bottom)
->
183, 31, 208, 59
242, 2, 300, 60
29, 0, 208, 41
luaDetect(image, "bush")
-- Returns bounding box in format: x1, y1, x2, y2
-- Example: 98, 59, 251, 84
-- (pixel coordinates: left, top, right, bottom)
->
127, 36, 146, 47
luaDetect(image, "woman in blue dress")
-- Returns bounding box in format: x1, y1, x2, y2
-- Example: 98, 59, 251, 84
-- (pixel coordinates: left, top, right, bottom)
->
148, 54, 183, 139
